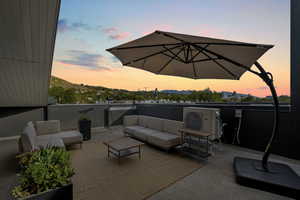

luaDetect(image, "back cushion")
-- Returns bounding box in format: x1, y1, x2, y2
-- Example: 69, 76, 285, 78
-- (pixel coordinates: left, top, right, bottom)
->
140, 116, 163, 131
123, 115, 138, 126
138, 116, 147, 127
163, 119, 183, 136
35, 120, 61, 135
21, 122, 37, 152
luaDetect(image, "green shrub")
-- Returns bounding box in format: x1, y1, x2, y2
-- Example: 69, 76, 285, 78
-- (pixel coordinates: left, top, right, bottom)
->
12, 147, 75, 199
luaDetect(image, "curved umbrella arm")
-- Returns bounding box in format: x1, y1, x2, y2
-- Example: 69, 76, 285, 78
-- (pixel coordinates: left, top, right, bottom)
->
254, 62, 279, 171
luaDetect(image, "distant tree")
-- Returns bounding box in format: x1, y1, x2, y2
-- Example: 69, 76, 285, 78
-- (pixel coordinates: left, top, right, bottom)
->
49, 86, 65, 103
61, 88, 76, 104
241, 94, 255, 102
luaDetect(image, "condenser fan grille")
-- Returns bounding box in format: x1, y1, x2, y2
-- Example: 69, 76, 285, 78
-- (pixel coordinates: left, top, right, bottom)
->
185, 112, 202, 131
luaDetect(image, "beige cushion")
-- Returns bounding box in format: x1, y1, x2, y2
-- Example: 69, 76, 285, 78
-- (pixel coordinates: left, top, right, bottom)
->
123, 115, 139, 126
163, 119, 183, 136
147, 132, 181, 150
36, 137, 65, 149
35, 120, 61, 135
124, 125, 140, 135
138, 116, 148, 127
124, 126, 151, 141
139, 116, 163, 131
56, 130, 83, 145
21, 122, 37, 152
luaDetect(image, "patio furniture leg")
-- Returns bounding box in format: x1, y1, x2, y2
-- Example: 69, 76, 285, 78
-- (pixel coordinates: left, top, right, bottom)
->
107, 146, 110, 158
139, 145, 141, 160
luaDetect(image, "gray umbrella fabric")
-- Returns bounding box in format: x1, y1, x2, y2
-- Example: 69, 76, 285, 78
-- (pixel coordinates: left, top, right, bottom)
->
107, 31, 278, 172
107, 30, 273, 80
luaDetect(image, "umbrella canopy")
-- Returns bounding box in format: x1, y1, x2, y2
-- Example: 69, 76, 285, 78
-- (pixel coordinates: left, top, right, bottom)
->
107, 31, 273, 80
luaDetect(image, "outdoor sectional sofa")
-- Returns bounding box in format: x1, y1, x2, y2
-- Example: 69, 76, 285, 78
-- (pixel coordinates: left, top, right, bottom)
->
123, 115, 183, 150
19, 120, 83, 153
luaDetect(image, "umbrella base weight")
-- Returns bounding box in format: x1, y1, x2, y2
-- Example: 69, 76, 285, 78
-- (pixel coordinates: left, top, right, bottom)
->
233, 157, 300, 199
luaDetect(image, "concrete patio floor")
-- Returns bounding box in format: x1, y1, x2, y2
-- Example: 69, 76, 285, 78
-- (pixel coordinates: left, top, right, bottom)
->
0, 126, 299, 200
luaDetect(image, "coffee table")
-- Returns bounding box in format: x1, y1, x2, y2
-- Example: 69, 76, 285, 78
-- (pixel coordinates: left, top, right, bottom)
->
103, 137, 144, 164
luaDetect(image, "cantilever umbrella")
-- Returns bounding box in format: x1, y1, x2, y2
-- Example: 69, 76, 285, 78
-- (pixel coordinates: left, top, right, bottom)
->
107, 31, 299, 197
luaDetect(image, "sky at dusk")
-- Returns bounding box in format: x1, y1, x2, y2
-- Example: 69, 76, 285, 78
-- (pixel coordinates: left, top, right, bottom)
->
52, 0, 290, 97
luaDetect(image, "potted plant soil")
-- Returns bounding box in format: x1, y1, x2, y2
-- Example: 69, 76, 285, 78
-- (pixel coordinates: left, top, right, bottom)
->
12, 147, 74, 200
78, 108, 93, 141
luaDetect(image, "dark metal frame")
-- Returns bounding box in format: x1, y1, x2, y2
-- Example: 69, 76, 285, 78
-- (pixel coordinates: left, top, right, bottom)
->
108, 31, 278, 171
106, 144, 142, 164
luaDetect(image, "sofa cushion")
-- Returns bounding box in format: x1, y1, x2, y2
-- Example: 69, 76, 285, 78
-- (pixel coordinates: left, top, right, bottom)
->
36, 137, 65, 149
35, 120, 61, 135
147, 131, 181, 150
124, 126, 149, 141
123, 115, 139, 126
56, 130, 83, 145
21, 122, 37, 152
124, 125, 140, 135
138, 116, 148, 127
139, 116, 163, 131
163, 119, 183, 136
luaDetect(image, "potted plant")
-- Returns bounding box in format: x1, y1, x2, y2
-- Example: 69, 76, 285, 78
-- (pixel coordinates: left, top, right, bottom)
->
12, 147, 74, 200
78, 108, 93, 140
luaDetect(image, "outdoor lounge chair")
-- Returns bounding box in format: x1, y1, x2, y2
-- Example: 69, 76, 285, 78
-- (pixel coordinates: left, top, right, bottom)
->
19, 120, 83, 153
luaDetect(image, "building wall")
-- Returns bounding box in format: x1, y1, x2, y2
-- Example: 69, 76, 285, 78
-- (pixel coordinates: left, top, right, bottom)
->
0, 108, 43, 138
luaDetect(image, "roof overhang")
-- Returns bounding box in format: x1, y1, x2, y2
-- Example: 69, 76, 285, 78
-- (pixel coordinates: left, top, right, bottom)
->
0, 0, 61, 107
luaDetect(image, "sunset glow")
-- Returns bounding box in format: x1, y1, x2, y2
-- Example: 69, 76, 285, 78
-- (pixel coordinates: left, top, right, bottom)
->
52, 0, 290, 97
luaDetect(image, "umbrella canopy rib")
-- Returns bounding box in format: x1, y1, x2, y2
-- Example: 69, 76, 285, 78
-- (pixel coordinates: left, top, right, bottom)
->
124, 45, 181, 65
161, 52, 184, 63
190, 49, 197, 78
158, 31, 261, 76
193, 43, 261, 76
163, 46, 186, 63
197, 47, 238, 79
158, 46, 185, 74
187, 44, 209, 63
108, 43, 183, 50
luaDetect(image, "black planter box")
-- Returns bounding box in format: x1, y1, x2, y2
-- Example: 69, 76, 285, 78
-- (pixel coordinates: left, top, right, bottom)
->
78, 119, 91, 141
17, 183, 73, 200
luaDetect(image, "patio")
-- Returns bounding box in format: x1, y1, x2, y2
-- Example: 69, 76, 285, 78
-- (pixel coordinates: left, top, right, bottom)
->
1, 125, 299, 200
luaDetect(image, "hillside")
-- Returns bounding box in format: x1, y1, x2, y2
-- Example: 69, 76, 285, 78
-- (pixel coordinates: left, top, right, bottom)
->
49, 76, 288, 104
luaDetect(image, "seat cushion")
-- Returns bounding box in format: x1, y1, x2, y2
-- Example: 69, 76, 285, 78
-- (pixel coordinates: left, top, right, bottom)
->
56, 131, 83, 145
124, 126, 156, 141
124, 125, 141, 135
35, 120, 61, 135
147, 131, 181, 150
163, 119, 183, 136
36, 137, 65, 149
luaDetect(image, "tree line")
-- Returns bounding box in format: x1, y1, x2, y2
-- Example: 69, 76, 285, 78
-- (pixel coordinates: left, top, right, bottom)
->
49, 86, 290, 104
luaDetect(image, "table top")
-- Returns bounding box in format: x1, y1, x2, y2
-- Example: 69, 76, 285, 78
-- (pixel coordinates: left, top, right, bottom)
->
103, 137, 144, 151
179, 128, 212, 137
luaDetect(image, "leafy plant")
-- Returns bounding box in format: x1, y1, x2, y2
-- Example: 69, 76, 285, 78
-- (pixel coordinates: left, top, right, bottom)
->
78, 108, 94, 121
12, 147, 74, 199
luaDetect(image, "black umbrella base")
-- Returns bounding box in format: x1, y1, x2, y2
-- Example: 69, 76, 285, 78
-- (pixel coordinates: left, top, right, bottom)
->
233, 157, 300, 199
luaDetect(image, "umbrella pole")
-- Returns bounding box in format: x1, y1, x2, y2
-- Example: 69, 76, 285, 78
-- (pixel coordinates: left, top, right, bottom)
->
253, 62, 279, 171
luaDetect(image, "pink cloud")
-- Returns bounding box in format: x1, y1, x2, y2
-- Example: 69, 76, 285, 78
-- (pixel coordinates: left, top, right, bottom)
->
102, 27, 130, 40
109, 32, 130, 40
102, 27, 118, 34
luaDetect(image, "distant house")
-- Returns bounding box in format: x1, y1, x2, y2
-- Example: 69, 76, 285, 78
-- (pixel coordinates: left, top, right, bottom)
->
266, 96, 273, 99
221, 91, 249, 99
